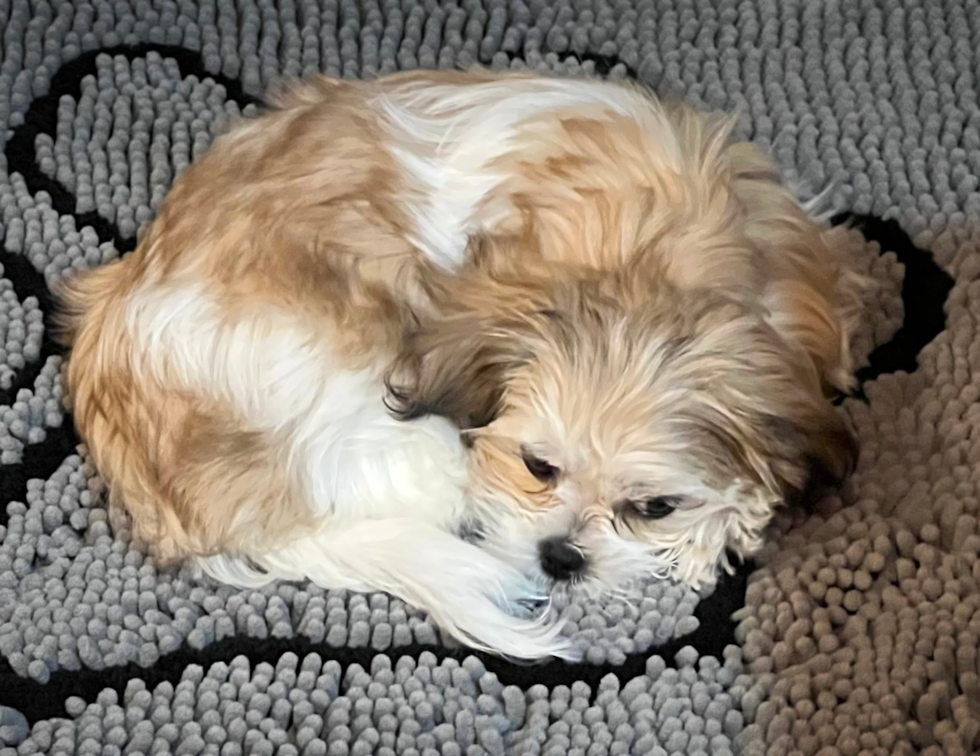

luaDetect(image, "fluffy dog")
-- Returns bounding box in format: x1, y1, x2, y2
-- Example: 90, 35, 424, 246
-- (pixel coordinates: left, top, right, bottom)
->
58, 68, 860, 660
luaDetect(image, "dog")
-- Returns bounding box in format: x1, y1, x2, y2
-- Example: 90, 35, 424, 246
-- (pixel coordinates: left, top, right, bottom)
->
57, 68, 861, 660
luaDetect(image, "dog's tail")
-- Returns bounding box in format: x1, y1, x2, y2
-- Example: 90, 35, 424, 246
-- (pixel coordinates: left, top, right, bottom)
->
199, 517, 578, 662
51, 259, 132, 348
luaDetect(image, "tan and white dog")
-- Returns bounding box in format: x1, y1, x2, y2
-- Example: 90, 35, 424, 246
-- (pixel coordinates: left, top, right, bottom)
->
58, 69, 861, 660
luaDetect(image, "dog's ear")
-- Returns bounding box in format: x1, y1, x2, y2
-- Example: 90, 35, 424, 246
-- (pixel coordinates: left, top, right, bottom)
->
385, 248, 557, 429
698, 362, 857, 511
754, 398, 858, 510
766, 407, 858, 509
385, 309, 529, 429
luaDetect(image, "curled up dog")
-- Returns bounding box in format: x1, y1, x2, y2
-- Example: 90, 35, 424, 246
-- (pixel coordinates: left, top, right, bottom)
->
57, 69, 862, 660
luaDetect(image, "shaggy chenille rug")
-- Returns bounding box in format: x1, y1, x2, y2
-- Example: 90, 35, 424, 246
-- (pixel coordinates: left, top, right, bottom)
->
0, 0, 977, 754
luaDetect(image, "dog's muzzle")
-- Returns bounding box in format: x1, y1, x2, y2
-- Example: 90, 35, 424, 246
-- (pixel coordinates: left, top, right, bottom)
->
538, 536, 587, 581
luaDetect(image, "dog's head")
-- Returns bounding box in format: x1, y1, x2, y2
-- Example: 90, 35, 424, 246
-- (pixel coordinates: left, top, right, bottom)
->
387, 245, 856, 591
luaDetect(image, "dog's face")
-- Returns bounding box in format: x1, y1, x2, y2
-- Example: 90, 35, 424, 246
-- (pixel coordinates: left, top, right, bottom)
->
388, 253, 856, 592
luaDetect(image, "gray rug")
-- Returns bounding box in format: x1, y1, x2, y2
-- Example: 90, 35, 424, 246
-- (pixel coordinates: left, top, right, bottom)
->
0, 0, 975, 754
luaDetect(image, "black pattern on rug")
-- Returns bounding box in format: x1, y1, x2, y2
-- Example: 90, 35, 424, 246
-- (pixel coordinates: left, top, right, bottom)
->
1, 2, 971, 753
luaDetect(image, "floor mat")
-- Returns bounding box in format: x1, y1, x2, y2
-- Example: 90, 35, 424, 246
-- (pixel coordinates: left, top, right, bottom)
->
0, 1, 974, 754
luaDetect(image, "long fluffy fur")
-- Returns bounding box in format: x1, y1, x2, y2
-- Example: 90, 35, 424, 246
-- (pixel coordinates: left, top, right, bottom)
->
59, 68, 861, 658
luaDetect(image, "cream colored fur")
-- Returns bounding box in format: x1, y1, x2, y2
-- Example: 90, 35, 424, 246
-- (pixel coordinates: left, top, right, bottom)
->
58, 68, 861, 659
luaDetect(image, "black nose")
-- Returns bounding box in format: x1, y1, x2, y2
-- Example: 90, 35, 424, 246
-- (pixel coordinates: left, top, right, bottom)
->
538, 537, 586, 581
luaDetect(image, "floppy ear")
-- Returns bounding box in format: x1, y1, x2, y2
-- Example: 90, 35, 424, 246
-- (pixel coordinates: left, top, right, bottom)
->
385, 242, 562, 429
697, 356, 858, 512
384, 307, 530, 430
736, 390, 858, 508
757, 399, 858, 510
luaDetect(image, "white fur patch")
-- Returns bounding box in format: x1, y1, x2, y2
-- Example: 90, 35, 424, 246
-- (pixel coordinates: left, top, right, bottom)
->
200, 517, 577, 661
376, 76, 668, 269
123, 282, 468, 525
122, 282, 580, 658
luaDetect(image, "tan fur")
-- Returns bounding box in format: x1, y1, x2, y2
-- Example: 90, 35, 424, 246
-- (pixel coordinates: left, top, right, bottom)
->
471, 103, 858, 394
380, 71, 861, 585
390, 236, 857, 585
59, 66, 861, 594
58, 76, 432, 562
392, 247, 855, 492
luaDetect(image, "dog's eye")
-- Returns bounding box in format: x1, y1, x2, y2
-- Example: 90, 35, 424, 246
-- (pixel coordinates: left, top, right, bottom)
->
522, 450, 559, 483
638, 496, 680, 519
